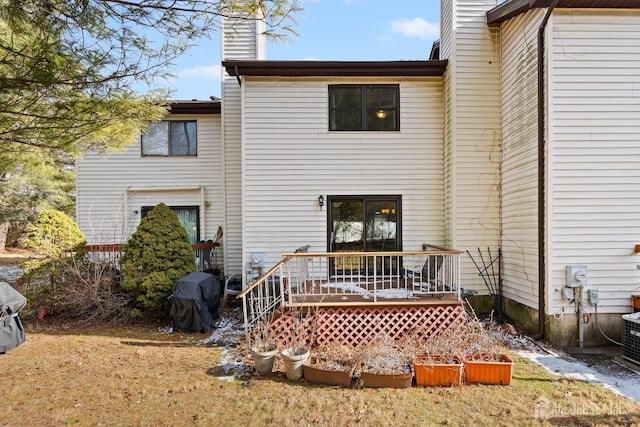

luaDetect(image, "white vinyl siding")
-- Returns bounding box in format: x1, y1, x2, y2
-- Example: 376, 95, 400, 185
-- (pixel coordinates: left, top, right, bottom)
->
548, 10, 640, 314
221, 16, 265, 61
75, 115, 223, 247
240, 77, 444, 267
442, 0, 502, 292
222, 79, 244, 276
440, 0, 453, 60
500, 9, 544, 310
220, 15, 265, 275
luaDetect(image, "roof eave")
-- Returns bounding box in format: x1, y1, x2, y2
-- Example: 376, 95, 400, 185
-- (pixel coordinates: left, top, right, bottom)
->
487, 0, 533, 25
168, 101, 221, 115
487, 0, 640, 25
222, 60, 448, 77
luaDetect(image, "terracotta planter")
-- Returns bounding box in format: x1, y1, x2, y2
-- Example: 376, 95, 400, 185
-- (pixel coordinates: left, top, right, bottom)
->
464, 354, 513, 386
632, 295, 640, 313
360, 368, 413, 389
412, 355, 463, 387
303, 364, 352, 387
281, 347, 310, 381
250, 344, 278, 376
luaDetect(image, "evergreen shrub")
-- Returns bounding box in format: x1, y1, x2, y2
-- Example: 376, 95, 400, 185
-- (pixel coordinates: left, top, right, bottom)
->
120, 203, 196, 317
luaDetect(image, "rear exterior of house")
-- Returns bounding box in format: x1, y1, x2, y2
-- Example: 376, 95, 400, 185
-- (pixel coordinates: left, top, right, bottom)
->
75, 102, 223, 253
75, 1, 640, 346
227, 68, 447, 269
489, 1, 640, 344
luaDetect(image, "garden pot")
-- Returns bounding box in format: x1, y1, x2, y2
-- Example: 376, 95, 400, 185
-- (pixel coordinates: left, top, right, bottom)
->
250, 344, 278, 376
464, 353, 513, 386
281, 347, 310, 381
632, 295, 640, 313
303, 364, 352, 387
412, 355, 463, 387
360, 369, 413, 389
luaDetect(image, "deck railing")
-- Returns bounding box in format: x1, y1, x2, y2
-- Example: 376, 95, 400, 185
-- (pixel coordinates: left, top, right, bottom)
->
83, 242, 220, 273
238, 247, 463, 329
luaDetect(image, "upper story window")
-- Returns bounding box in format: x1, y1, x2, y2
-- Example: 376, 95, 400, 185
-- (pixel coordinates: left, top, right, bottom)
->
329, 85, 399, 131
141, 121, 197, 156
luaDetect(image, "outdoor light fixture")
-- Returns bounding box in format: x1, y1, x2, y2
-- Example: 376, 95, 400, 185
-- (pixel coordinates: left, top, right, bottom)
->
318, 195, 324, 210
376, 109, 387, 119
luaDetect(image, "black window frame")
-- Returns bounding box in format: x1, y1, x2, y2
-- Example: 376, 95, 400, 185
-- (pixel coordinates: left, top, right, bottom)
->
326, 195, 402, 277
328, 84, 400, 132
327, 195, 402, 252
141, 120, 198, 157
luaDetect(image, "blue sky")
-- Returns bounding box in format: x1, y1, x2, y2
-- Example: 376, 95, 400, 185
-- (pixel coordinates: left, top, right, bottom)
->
168, 0, 441, 100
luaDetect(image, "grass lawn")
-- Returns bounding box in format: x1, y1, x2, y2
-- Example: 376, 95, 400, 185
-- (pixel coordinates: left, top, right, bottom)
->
2, 319, 640, 427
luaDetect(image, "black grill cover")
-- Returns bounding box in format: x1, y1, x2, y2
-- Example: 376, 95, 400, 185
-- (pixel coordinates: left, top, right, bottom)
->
0, 281, 27, 353
170, 272, 220, 333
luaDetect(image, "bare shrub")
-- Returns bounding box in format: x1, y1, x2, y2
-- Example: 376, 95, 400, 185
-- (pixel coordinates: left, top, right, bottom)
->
244, 313, 277, 352
22, 251, 132, 325
307, 343, 358, 374
400, 327, 466, 365
462, 304, 502, 361
357, 334, 412, 375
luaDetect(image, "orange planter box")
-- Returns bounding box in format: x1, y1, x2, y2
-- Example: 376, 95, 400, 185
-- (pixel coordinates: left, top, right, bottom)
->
413, 355, 463, 387
464, 354, 513, 386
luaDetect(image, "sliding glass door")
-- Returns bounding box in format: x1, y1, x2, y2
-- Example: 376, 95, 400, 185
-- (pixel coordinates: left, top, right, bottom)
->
328, 195, 401, 276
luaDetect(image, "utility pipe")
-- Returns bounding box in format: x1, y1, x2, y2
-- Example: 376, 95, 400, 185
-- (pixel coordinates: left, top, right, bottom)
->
534, 0, 560, 340
576, 287, 584, 348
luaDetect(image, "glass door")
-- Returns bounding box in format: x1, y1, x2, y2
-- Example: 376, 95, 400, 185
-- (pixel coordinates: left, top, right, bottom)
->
328, 196, 401, 276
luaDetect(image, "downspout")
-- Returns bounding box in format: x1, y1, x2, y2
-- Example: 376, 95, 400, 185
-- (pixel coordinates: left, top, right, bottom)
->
534, 0, 559, 340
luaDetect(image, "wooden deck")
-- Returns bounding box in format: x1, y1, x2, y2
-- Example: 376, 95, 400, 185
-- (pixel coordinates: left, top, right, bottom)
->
240, 249, 465, 347
286, 277, 460, 308
265, 278, 465, 348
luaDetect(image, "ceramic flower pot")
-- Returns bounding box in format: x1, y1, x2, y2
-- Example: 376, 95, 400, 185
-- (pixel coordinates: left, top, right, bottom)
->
281, 347, 310, 381
250, 344, 278, 376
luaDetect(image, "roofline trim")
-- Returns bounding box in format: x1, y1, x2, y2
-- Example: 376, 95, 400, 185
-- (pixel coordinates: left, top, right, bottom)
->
487, 0, 533, 25
222, 60, 448, 77
168, 101, 221, 115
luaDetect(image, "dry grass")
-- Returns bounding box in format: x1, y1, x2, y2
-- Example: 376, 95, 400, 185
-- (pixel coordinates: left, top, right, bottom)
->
2, 318, 640, 427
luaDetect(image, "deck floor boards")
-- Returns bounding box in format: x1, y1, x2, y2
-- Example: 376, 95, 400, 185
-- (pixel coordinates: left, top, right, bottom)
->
285, 277, 460, 307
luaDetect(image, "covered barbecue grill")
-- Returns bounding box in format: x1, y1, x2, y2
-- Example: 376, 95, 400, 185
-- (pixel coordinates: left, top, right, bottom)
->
169, 272, 220, 333
0, 281, 27, 353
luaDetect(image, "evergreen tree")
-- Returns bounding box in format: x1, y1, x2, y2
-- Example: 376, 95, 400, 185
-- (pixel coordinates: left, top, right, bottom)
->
120, 203, 196, 317
22, 209, 86, 284
0, 0, 300, 244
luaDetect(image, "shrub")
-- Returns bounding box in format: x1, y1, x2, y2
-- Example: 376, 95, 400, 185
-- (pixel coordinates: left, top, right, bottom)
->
120, 202, 196, 317
22, 209, 86, 285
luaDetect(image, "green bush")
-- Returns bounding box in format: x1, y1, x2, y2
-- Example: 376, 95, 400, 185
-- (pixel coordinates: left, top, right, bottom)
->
22, 209, 86, 285
120, 202, 196, 317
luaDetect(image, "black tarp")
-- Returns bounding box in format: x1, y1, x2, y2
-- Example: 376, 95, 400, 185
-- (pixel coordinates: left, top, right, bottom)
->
169, 272, 220, 333
0, 281, 27, 353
